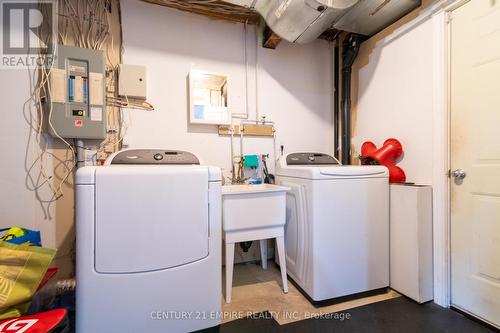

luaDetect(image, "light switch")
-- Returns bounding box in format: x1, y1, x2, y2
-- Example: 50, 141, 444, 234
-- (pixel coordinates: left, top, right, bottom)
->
118, 64, 147, 99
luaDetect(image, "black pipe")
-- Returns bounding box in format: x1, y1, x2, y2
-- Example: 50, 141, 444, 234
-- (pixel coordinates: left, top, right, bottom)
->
341, 34, 365, 165
334, 40, 340, 160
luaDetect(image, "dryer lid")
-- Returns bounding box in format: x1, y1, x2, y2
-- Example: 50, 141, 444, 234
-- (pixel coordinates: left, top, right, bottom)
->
276, 153, 388, 179
276, 165, 388, 179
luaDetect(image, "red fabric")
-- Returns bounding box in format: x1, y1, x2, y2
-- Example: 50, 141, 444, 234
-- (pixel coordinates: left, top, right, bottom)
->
361, 138, 406, 183
0, 309, 67, 333
36, 268, 58, 292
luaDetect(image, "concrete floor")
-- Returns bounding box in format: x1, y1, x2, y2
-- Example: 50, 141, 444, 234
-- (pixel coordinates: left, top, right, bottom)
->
197, 262, 495, 332
222, 261, 400, 325
199, 297, 495, 333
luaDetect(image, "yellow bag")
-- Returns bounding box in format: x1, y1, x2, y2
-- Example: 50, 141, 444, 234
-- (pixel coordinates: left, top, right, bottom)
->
0, 241, 56, 319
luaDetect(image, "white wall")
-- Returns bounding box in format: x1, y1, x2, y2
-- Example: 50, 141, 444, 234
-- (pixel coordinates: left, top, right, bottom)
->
0, 70, 40, 229
120, 0, 334, 177
352, 18, 435, 185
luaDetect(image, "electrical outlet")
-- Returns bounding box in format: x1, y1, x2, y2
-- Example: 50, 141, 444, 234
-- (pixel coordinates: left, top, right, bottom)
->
106, 126, 118, 133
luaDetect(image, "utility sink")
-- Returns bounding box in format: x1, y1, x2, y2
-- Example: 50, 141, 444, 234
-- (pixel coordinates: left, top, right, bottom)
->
221, 184, 291, 303
221, 184, 290, 233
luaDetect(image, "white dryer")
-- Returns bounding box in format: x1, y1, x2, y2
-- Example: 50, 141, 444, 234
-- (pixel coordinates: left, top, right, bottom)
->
276, 152, 389, 304
75, 149, 221, 333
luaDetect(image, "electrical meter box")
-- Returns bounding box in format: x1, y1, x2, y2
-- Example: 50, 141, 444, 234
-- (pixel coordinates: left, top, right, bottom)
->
48, 45, 106, 139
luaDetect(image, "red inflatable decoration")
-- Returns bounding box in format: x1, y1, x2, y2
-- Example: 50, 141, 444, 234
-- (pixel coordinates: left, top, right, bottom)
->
0, 309, 68, 333
360, 138, 406, 183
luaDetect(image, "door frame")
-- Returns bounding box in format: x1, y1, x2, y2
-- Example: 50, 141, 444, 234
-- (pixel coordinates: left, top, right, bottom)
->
430, 0, 470, 308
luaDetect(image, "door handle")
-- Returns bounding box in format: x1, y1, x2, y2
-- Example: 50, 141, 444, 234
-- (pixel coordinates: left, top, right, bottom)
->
450, 169, 467, 180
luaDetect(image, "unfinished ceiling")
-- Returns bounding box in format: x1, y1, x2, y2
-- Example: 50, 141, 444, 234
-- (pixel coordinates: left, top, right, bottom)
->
141, 0, 340, 45
141, 0, 260, 24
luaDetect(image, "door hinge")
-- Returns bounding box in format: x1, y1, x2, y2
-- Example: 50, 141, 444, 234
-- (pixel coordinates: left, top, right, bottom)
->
447, 12, 453, 24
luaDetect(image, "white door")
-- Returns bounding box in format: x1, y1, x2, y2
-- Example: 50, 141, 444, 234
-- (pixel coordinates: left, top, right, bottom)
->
450, 0, 500, 328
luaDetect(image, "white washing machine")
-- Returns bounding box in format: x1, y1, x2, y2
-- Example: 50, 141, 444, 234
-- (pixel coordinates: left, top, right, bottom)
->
276, 152, 389, 304
75, 149, 221, 333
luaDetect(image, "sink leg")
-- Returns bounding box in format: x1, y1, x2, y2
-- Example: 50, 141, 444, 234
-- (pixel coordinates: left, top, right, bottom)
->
225, 242, 235, 303
259, 239, 268, 270
276, 236, 288, 293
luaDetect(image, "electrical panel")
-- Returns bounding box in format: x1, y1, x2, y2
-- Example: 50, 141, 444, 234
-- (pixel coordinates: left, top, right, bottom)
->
48, 45, 106, 139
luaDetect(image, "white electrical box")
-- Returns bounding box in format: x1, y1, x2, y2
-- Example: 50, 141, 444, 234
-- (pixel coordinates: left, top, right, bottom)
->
118, 64, 147, 99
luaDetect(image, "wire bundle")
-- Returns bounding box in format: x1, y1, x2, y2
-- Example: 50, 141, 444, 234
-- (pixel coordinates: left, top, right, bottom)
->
58, 0, 111, 49
106, 95, 155, 111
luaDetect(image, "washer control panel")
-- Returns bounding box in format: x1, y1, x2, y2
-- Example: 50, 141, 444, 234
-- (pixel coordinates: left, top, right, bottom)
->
286, 153, 339, 165
109, 150, 200, 165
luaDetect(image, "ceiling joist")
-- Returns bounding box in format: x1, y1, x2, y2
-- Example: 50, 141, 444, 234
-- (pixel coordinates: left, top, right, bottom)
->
142, 0, 259, 25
